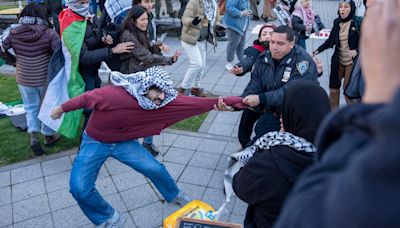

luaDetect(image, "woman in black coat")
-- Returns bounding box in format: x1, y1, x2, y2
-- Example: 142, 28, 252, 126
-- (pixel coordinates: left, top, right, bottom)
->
313, 0, 362, 109
232, 81, 331, 228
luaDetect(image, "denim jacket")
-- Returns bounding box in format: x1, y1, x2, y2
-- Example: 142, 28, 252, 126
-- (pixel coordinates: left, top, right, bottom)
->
223, 0, 250, 35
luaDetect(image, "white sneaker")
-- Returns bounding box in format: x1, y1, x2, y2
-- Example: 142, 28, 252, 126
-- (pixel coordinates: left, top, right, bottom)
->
225, 63, 234, 71
173, 191, 192, 206
104, 211, 126, 228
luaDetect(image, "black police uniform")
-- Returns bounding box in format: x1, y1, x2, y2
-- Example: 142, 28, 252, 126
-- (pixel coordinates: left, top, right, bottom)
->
242, 45, 319, 145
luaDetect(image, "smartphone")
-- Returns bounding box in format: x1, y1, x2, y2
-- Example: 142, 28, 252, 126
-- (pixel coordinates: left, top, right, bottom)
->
159, 32, 168, 43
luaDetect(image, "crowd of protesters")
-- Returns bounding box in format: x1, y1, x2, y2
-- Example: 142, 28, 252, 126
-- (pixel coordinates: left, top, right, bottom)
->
1, 0, 399, 227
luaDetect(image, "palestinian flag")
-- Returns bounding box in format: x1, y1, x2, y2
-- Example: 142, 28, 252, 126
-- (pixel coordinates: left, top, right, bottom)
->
38, 9, 86, 138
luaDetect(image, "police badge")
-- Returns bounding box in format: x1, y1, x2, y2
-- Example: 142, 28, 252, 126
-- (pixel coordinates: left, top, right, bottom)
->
296, 61, 309, 75
282, 67, 292, 82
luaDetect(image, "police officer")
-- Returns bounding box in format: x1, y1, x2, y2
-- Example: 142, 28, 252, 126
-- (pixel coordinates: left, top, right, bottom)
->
216, 25, 319, 146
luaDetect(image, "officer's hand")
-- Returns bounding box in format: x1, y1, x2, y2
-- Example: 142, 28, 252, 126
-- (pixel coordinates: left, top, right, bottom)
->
192, 16, 202, 26
214, 99, 234, 111
243, 95, 260, 107
112, 42, 135, 54
51, 106, 64, 120
230, 65, 244, 75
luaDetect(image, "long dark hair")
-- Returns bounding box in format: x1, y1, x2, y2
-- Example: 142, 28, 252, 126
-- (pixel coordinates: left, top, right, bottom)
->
120, 5, 149, 47
18, 2, 51, 27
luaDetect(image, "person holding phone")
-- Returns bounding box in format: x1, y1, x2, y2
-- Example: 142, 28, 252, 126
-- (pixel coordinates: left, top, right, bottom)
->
119, 6, 181, 78
119, 6, 181, 156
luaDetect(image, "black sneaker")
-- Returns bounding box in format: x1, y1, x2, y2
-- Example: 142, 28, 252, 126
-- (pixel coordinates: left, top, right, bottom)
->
30, 132, 44, 156
142, 143, 160, 157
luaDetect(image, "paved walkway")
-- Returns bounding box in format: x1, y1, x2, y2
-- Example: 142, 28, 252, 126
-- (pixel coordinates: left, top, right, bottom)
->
0, 0, 342, 227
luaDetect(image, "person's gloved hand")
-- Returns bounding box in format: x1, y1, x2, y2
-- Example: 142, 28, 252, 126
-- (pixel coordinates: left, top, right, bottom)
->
192, 16, 202, 26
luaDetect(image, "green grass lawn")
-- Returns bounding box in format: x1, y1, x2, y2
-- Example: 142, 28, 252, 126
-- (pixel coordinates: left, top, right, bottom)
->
0, 4, 19, 11
0, 75, 207, 166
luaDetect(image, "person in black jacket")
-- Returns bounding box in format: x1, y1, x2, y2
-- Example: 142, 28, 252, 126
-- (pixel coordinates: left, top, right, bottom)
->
66, 0, 134, 126
230, 24, 275, 149
233, 81, 330, 228
313, 0, 363, 109
216, 26, 319, 146
274, 1, 400, 227
242, 25, 319, 145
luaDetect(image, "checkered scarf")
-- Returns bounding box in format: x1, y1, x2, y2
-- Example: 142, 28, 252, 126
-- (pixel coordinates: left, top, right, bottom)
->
0, 16, 49, 52
214, 131, 316, 220
98, 62, 177, 110
104, 0, 131, 22
233, 131, 316, 166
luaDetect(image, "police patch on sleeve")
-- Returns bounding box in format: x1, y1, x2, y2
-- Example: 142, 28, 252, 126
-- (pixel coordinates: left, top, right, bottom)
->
296, 61, 309, 75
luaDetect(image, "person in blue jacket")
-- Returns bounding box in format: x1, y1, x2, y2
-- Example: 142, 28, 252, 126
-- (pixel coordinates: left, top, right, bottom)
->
223, 0, 251, 71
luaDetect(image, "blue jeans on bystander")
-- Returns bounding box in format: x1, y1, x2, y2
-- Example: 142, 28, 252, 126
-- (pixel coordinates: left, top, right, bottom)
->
69, 132, 179, 225
18, 84, 55, 136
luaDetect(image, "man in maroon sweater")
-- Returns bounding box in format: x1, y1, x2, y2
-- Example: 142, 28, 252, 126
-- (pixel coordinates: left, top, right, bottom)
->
51, 85, 244, 227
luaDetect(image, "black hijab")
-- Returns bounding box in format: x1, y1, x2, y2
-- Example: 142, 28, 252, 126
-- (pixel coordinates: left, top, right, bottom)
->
282, 81, 331, 143
338, 0, 356, 23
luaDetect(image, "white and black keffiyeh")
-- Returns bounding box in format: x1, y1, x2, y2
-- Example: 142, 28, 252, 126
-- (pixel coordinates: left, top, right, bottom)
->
0, 24, 20, 52
233, 131, 316, 166
104, 0, 131, 22
98, 62, 177, 110
18, 16, 49, 26
214, 131, 316, 219
0, 16, 49, 52
66, 0, 91, 18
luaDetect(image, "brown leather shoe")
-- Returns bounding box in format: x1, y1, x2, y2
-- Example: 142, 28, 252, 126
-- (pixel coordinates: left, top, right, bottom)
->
44, 133, 61, 146
191, 88, 207, 97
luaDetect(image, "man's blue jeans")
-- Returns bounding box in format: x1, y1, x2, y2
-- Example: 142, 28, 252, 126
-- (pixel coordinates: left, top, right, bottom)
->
69, 132, 179, 225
